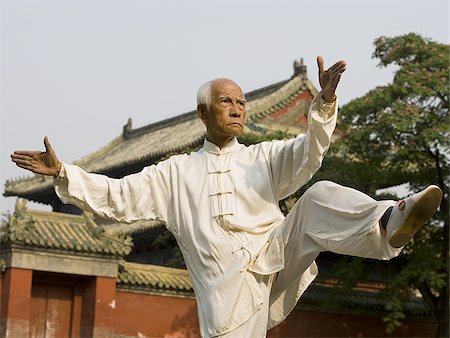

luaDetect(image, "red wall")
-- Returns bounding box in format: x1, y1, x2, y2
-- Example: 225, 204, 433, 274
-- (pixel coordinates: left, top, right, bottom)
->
268, 309, 437, 338
114, 289, 437, 338
0, 269, 438, 338
0, 268, 33, 338
115, 290, 200, 338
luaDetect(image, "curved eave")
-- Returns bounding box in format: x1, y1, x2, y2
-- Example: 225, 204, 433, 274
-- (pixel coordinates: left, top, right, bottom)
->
1, 207, 132, 256
4, 74, 316, 199
117, 261, 193, 293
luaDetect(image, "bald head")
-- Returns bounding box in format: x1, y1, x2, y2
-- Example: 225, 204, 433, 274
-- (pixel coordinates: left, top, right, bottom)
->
197, 78, 244, 109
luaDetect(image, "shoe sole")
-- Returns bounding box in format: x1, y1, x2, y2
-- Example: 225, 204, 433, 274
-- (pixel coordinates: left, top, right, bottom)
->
389, 186, 443, 248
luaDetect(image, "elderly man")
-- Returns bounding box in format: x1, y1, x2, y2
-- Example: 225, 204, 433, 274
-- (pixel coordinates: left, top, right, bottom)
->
11, 56, 442, 338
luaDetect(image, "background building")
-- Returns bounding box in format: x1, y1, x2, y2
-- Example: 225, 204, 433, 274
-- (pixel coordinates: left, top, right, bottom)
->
1, 61, 436, 337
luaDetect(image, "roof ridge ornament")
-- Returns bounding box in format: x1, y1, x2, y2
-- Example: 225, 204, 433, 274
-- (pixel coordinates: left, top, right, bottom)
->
293, 58, 307, 78
15, 198, 28, 212
83, 211, 104, 235
7, 198, 35, 242
83, 211, 133, 248
123, 117, 133, 139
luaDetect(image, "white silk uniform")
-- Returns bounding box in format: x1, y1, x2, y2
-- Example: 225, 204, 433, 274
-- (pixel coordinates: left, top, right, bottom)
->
54, 93, 402, 337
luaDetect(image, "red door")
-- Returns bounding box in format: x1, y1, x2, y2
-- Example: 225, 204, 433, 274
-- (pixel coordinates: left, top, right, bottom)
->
29, 283, 76, 338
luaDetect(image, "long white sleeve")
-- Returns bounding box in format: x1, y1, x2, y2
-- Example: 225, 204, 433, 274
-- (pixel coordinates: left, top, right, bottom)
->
54, 162, 170, 224
268, 92, 337, 200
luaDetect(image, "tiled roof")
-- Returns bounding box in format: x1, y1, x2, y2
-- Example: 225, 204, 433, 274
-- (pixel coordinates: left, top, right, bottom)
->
115, 260, 431, 317
4, 70, 317, 201
94, 218, 166, 237
300, 284, 433, 317
117, 260, 193, 294
0, 199, 132, 256
0, 199, 431, 316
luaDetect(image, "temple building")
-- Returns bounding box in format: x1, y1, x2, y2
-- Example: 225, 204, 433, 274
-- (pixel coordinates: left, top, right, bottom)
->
1, 60, 436, 337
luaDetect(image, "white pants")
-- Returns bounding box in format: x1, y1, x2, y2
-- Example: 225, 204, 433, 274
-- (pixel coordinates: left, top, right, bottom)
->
217, 181, 401, 338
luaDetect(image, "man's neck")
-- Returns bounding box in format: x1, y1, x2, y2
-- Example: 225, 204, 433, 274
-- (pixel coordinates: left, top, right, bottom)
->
206, 136, 235, 149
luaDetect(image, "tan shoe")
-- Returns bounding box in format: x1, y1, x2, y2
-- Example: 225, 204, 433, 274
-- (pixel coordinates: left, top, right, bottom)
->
387, 185, 443, 248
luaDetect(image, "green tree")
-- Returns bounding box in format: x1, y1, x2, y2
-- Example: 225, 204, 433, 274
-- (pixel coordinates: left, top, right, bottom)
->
317, 33, 449, 336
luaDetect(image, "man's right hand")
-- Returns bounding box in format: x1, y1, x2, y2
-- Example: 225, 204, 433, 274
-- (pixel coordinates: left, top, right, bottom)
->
11, 136, 62, 177
317, 55, 346, 103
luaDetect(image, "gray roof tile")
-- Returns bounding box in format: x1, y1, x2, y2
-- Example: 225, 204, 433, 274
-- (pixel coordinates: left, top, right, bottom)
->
117, 260, 193, 293
0, 200, 132, 256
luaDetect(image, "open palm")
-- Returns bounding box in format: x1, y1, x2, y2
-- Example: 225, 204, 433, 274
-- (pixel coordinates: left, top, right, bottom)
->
11, 137, 61, 176
317, 55, 346, 103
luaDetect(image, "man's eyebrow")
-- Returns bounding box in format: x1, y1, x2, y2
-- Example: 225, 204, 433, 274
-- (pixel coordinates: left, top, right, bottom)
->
218, 95, 246, 103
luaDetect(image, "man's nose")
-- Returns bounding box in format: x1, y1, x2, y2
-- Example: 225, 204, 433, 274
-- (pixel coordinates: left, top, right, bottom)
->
230, 108, 241, 117
229, 103, 243, 117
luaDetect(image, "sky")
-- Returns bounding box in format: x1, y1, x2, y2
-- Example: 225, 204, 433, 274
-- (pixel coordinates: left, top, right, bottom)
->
0, 0, 448, 215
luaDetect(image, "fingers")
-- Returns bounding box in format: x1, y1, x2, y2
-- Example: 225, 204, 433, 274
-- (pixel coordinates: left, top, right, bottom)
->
15, 163, 29, 170
317, 55, 324, 75
10, 151, 40, 171
329, 60, 347, 74
330, 73, 342, 87
317, 56, 347, 74
11, 153, 34, 164
10, 138, 60, 175
11, 153, 35, 161
12, 150, 40, 156
44, 136, 54, 154
325, 60, 346, 91
10, 156, 38, 171
326, 72, 342, 91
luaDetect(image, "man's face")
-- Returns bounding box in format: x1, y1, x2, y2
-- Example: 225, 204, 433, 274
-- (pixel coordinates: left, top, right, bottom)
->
198, 79, 246, 147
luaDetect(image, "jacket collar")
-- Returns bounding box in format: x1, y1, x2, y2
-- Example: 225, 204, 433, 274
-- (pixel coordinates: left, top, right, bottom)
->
203, 137, 240, 155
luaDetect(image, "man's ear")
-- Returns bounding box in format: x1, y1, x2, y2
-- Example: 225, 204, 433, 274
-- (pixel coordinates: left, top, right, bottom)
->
197, 104, 207, 124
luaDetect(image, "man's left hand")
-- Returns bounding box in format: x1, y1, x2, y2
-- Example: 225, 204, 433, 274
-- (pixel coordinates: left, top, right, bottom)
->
317, 56, 347, 103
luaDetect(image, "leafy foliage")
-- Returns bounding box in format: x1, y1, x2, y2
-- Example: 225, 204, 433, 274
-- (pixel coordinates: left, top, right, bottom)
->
317, 33, 449, 336
337, 34, 449, 193
238, 130, 292, 145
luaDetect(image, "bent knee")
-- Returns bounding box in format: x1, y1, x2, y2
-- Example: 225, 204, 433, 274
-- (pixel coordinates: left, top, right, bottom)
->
305, 180, 339, 197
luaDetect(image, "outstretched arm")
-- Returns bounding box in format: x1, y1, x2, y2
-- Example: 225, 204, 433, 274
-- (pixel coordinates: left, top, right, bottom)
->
317, 55, 346, 103
11, 136, 170, 224
10, 136, 62, 176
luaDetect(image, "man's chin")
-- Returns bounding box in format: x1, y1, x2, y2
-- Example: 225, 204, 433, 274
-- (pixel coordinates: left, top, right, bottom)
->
232, 129, 244, 137
231, 125, 244, 134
